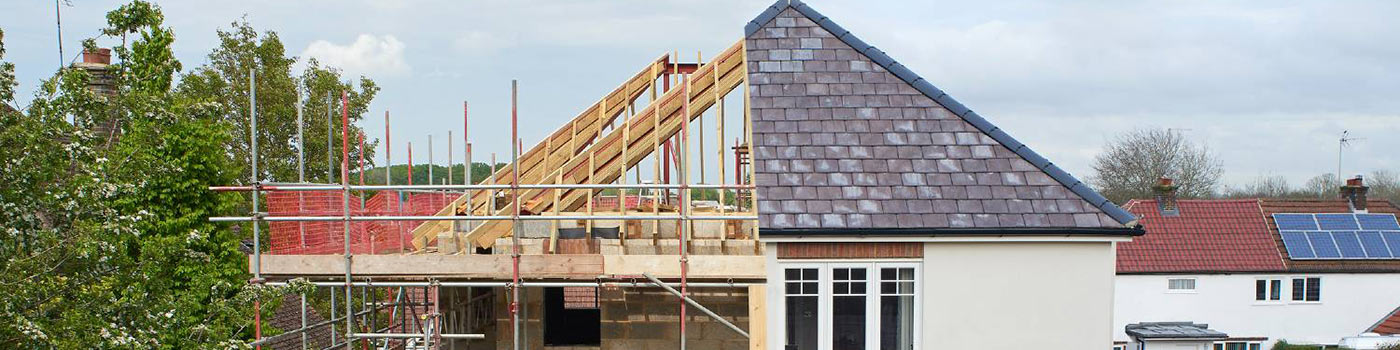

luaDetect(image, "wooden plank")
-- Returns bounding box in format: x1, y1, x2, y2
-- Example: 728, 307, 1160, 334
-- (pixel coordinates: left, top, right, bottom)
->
748, 285, 767, 350
601, 255, 765, 279
252, 254, 604, 278
461, 40, 750, 248
409, 54, 671, 248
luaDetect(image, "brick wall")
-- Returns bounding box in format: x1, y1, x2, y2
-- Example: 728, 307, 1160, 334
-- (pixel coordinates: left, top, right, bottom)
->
777, 242, 922, 259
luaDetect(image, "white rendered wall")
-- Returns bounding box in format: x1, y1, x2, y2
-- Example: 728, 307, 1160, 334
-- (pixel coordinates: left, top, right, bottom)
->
765, 240, 1120, 350
922, 242, 1117, 350
1114, 273, 1400, 345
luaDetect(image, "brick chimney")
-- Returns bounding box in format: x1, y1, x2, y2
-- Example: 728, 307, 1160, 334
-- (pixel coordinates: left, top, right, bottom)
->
1153, 177, 1180, 216
74, 48, 117, 98
1341, 175, 1369, 212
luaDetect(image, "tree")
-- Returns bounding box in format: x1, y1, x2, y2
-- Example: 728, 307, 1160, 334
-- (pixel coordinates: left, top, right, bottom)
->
0, 28, 15, 108
1366, 169, 1400, 203
1, 2, 306, 347
1090, 128, 1223, 203
1227, 175, 1295, 199
176, 19, 378, 184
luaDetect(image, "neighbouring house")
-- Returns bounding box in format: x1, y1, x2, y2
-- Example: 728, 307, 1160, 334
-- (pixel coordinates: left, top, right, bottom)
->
1125, 322, 1230, 350
1114, 176, 1400, 347
747, 1, 1143, 349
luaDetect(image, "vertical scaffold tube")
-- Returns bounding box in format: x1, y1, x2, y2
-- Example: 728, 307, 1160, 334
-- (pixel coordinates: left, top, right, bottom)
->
679, 67, 691, 350
341, 91, 354, 349
250, 68, 263, 350
510, 80, 522, 350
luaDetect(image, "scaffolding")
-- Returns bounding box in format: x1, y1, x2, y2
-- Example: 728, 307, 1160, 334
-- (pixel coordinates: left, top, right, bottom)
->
213, 40, 759, 350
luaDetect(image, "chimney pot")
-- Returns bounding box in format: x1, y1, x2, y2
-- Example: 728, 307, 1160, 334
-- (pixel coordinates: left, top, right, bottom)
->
82, 48, 112, 65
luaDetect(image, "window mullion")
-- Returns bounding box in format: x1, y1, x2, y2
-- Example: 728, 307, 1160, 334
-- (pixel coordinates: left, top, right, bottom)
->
862, 263, 873, 350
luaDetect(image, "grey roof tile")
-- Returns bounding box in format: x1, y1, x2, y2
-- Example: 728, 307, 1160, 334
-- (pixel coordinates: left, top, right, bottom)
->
747, 2, 1136, 231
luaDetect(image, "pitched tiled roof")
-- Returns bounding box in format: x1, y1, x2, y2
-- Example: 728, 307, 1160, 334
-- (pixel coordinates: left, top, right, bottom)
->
1118, 199, 1285, 273
744, 0, 1137, 232
1371, 305, 1400, 335
1125, 322, 1229, 340
1259, 199, 1400, 273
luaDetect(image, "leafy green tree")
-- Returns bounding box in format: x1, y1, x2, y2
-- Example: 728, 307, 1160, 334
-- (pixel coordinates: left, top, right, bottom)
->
176, 20, 378, 184
0, 28, 15, 108
1, 2, 307, 347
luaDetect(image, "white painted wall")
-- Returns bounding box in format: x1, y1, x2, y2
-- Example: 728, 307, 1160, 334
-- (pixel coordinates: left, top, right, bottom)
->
922, 242, 1117, 350
763, 239, 1120, 350
1114, 273, 1400, 345
1139, 339, 1214, 350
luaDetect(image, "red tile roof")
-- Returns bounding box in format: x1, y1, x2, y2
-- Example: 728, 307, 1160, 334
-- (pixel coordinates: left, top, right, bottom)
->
1117, 199, 1285, 273
1371, 305, 1400, 335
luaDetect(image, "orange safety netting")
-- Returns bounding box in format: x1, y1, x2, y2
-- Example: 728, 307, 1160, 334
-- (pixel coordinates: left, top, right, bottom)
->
265, 190, 459, 255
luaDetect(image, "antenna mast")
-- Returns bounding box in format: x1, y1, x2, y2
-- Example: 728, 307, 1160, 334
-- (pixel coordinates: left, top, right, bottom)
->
1338, 130, 1364, 183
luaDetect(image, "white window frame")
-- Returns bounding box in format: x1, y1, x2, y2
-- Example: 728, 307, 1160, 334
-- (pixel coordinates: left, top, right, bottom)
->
1166, 277, 1197, 293
778, 261, 921, 350
1253, 277, 1284, 304
1289, 276, 1322, 303
1213, 340, 1263, 350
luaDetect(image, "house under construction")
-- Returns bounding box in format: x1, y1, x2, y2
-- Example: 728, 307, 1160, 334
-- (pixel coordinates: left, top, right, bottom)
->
219, 1, 1144, 350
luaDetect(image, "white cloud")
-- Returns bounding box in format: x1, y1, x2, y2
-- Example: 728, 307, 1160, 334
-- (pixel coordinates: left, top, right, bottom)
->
300, 34, 411, 78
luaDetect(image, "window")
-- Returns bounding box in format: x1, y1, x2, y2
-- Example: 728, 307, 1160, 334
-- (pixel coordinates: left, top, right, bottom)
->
543, 287, 599, 346
1167, 278, 1197, 292
1214, 341, 1262, 350
785, 268, 819, 350
832, 267, 867, 350
782, 263, 919, 350
1255, 279, 1282, 301
880, 267, 915, 350
1291, 277, 1321, 302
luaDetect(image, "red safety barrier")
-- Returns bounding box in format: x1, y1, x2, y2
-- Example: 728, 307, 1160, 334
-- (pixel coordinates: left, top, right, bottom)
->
265, 191, 462, 255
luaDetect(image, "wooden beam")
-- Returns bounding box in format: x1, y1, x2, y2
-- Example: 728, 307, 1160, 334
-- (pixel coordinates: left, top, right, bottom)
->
253, 254, 764, 280
460, 40, 750, 248
748, 285, 767, 350
600, 255, 765, 279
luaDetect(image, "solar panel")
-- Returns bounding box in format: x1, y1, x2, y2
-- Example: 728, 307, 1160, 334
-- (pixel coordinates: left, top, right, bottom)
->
1316, 214, 1361, 230
1306, 231, 1341, 258
1384, 231, 1400, 257
1332, 231, 1367, 258
1274, 214, 1400, 260
1273, 214, 1319, 230
1280, 231, 1315, 259
1358, 214, 1400, 230
1357, 231, 1392, 258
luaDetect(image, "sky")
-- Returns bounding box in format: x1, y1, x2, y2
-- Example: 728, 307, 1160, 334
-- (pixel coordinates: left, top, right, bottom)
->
3, 0, 1398, 189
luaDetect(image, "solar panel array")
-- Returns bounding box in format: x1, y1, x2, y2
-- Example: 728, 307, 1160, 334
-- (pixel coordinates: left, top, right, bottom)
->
1274, 213, 1400, 260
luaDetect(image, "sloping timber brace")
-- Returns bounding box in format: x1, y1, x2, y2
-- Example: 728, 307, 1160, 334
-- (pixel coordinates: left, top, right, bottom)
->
409, 39, 750, 250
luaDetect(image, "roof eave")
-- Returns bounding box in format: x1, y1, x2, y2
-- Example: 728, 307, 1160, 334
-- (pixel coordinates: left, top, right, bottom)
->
762, 226, 1146, 237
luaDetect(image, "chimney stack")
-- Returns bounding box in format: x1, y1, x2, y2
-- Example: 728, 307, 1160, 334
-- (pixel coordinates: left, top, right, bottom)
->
1341, 175, 1369, 212
74, 47, 117, 98
1153, 177, 1180, 216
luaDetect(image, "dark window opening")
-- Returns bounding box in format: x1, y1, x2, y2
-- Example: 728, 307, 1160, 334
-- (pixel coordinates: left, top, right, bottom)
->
833, 268, 867, 350
785, 268, 819, 350
543, 287, 600, 346
1291, 277, 1321, 302
1255, 280, 1266, 301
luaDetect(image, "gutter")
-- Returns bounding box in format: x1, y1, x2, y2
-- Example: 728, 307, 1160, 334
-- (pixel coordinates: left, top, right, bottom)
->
760, 226, 1146, 237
